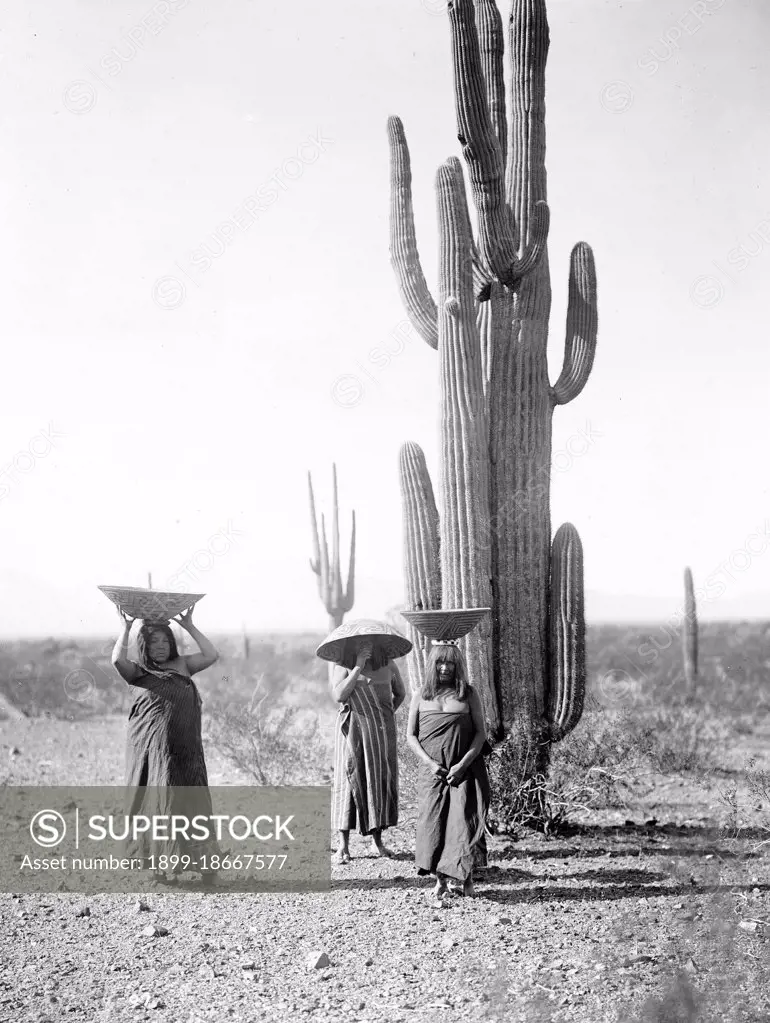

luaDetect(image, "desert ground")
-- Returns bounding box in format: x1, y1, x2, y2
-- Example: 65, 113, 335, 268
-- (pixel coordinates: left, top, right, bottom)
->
0, 624, 768, 1022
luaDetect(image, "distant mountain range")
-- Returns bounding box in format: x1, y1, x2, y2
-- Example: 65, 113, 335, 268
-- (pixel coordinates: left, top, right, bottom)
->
0, 572, 766, 641
585, 590, 768, 624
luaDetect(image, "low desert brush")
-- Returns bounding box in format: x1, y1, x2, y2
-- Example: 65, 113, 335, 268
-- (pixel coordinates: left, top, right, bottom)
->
205, 674, 331, 785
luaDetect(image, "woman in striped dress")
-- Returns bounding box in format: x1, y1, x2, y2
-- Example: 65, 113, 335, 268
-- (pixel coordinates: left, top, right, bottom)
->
330, 640, 406, 863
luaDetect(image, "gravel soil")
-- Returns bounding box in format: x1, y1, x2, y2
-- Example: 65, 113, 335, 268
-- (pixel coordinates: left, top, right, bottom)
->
1, 717, 768, 1023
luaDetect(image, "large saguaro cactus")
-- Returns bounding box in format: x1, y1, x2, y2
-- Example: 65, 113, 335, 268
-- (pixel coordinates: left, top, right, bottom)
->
308, 464, 356, 631
390, 0, 598, 798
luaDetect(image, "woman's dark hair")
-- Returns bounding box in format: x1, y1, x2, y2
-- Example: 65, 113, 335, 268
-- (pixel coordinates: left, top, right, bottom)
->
137, 623, 179, 669
422, 644, 469, 701
341, 640, 389, 671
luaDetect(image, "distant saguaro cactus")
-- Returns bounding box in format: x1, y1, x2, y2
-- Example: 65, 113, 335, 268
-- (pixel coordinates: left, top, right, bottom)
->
389, 0, 597, 807
308, 464, 356, 630
683, 567, 698, 688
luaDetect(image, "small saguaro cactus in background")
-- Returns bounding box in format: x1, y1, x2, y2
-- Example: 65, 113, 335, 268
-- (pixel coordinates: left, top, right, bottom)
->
389, 0, 598, 813
683, 567, 698, 689
308, 464, 356, 631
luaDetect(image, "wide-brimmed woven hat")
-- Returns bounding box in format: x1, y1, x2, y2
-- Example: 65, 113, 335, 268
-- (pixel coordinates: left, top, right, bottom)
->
316, 618, 412, 667
399, 607, 491, 643
98, 585, 205, 624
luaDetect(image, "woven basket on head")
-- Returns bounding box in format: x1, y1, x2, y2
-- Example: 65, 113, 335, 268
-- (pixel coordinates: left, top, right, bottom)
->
399, 607, 491, 643
98, 585, 205, 624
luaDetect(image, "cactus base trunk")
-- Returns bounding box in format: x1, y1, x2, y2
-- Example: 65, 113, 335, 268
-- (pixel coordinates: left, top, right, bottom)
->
487, 721, 552, 831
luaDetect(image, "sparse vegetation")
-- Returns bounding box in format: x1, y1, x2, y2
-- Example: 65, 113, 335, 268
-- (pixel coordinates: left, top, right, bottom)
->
205, 674, 332, 786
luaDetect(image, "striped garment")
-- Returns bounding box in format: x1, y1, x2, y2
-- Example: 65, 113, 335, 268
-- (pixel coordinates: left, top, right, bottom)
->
332, 678, 399, 835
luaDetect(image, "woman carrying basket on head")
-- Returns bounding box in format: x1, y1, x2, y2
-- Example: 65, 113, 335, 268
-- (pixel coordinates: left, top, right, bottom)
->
112, 605, 220, 884
318, 622, 409, 864
406, 641, 490, 903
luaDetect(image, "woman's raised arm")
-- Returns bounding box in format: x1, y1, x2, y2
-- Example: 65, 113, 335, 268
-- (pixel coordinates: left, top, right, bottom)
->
111, 609, 140, 683
176, 608, 219, 675
329, 643, 371, 703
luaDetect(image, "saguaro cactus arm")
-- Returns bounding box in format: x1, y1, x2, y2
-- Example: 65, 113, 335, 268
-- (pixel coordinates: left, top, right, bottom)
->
319, 514, 331, 601
343, 510, 356, 614
552, 242, 598, 406
388, 116, 439, 350
448, 0, 549, 287
308, 471, 322, 582
548, 523, 586, 743
400, 442, 441, 691
507, 0, 550, 242
474, 0, 508, 162
330, 464, 343, 610
437, 157, 487, 598
400, 442, 441, 612
437, 157, 499, 735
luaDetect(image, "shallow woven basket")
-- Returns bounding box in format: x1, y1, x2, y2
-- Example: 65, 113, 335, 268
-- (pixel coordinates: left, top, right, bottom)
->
399, 607, 491, 642
98, 585, 205, 624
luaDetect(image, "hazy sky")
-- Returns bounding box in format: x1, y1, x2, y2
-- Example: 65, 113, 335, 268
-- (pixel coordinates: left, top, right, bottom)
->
1, 0, 769, 636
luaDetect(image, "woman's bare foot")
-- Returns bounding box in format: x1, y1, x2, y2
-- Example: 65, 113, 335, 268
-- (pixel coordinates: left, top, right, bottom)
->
428, 876, 450, 908
370, 830, 394, 858
447, 875, 475, 897
333, 830, 351, 864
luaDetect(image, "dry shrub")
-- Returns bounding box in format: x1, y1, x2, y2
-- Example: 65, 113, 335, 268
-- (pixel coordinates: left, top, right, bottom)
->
745, 761, 770, 836
487, 704, 651, 833
617, 705, 730, 777
719, 756, 770, 850
484, 726, 596, 833
205, 675, 332, 785
487, 694, 732, 834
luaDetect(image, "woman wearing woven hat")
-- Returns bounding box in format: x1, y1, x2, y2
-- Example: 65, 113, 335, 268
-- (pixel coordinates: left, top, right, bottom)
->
406, 641, 490, 903
328, 637, 407, 863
